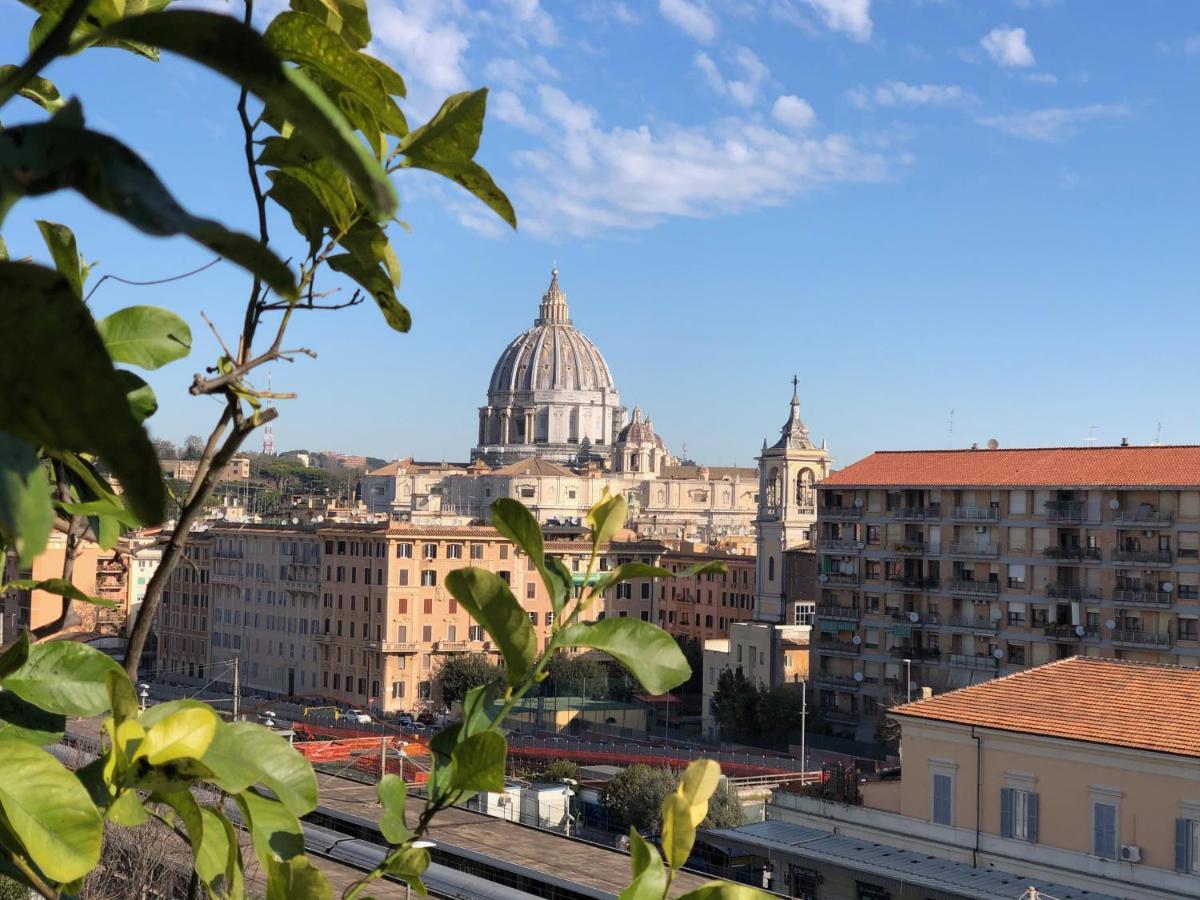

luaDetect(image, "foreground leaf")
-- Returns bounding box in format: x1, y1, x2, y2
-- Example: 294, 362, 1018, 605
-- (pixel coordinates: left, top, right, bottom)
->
444, 568, 536, 684
2, 578, 117, 610
237, 789, 305, 868
136, 705, 219, 765
0, 737, 103, 882
95, 305, 192, 370
449, 730, 506, 792
660, 792, 694, 872
1, 639, 124, 716
618, 830, 667, 900
202, 720, 318, 816
0, 65, 65, 113
676, 885, 771, 899
0, 691, 66, 744
587, 489, 628, 553
556, 619, 689, 695
0, 430, 51, 566
327, 252, 410, 331
35, 220, 85, 298
377, 774, 412, 844
267, 855, 333, 900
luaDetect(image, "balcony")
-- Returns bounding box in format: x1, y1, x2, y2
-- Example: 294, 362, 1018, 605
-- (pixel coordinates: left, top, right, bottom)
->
1043, 623, 1099, 641
891, 542, 940, 556
816, 605, 862, 622
213, 547, 244, 560
820, 572, 861, 586
893, 505, 941, 521
1045, 583, 1101, 601
313, 632, 334, 643
379, 641, 420, 653
1112, 589, 1173, 607
889, 646, 940, 661
1041, 546, 1102, 562
821, 708, 859, 724
888, 576, 941, 592
1113, 509, 1174, 526
816, 672, 861, 690
951, 507, 1000, 522
1111, 628, 1172, 649
949, 541, 1000, 558
1045, 501, 1089, 524
818, 538, 862, 554
814, 637, 861, 656
945, 615, 999, 632
948, 653, 998, 672
1112, 549, 1173, 566
436, 640, 471, 652
820, 506, 863, 520
945, 579, 1000, 597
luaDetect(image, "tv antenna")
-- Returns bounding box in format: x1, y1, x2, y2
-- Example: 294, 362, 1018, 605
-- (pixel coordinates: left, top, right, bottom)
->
948, 408, 954, 448
1086, 424, 1099, 446
261, 371, 276, 456
1154, 422, 1162, 446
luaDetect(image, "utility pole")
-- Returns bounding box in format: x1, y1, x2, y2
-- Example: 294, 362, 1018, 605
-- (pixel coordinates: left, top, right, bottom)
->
800, 678, 807, 776
232, 656, 240, 721
380, 734, 388, 783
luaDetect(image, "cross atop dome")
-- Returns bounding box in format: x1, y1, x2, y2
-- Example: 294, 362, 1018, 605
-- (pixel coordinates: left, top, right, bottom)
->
774, 375, 813, 450
537, 266, 571, 325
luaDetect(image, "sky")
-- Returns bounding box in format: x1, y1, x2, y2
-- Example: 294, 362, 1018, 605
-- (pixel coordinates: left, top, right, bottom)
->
3, 0, 1199, 469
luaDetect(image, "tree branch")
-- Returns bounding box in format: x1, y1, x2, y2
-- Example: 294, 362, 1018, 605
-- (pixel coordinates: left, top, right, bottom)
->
32, 464, 87, 640
189, 306, 314, 396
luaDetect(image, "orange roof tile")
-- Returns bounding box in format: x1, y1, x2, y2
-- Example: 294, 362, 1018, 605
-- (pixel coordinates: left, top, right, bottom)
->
892, 656, 1200, 758
820, 445, 1200, 488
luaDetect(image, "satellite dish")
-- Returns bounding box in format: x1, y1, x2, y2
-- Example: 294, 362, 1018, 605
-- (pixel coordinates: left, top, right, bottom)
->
818, 573, 829, 583
857, 541, 866, 550
992, 648, 1004, 659
908, 611, 920, 623
1109, 498, 1120, 510
854, 498, 864, 508
1075, 625, 1086, 637
853, 672, 864, 682
1106, 619, 1117, 630
315, 515, 324, 522
1163, 582, 1174, 593
852, 635, 862, 645
291, 516, 300, 524
986, 438, 999, 450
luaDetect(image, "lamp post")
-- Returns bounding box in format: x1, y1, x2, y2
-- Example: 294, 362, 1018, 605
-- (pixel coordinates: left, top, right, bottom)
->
138, 683, 150, 712
404, 841, 436, 899
902, 659, 912, 704
561, 777, 579, 837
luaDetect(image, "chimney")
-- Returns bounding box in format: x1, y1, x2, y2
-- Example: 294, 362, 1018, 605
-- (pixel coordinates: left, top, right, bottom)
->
1120, 437, 1129, 447
970, 442, 979, 450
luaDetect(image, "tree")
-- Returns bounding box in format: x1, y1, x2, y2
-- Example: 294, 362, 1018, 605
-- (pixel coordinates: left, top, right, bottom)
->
711, 667, 760, 742
435, 653, 503, 707
755, 685, 805, 745
603, 764, 678, 835
151, 437, 176, 459
703, 780, 745, 830
181, 434, 205, 460
539, 759, 579, 783
546, 652, 610, 699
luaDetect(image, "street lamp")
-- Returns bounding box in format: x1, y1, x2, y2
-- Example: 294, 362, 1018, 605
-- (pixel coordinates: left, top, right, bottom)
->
138, 683, 150, 712
902, 659, 912, 704
561, 778, 579, 836
404, 842, 436, 899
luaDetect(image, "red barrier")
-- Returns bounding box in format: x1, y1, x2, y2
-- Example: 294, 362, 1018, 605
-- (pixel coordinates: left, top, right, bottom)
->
506, 744, 802, 779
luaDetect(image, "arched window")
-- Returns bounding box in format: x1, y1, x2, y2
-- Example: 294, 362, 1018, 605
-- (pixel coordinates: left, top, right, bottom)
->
766, 467, 781, 511
796, 468, 815, 506
768, 556, 775, 581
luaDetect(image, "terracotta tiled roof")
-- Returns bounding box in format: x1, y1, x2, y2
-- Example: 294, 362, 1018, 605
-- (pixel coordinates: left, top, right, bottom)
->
492, 458, 577, 477
820, 445, 1200, 488
892, 656, 1200, 758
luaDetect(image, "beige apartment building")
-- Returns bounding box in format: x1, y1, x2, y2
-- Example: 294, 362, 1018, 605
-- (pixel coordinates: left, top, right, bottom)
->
712, 657, 1199, 899
811, 444, 1200, 741
156, 531, 211, 679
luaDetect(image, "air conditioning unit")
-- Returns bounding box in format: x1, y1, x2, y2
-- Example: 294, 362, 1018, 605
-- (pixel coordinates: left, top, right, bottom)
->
1143, 530, 1155, 539
974, 526, 987, 534
1120, 845, 1142, 863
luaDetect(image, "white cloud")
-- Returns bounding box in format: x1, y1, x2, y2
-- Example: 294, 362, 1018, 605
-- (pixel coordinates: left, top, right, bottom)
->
659, 0, 719, 42
611, 2, 641, 24
504, 85, 886, 236
980, 26, 1035, 67
772, 94, 817, 129
484, 55, 558, 89
977, 103, 1129, 141
497, 0, 559, 46
371, 0, 470, 116
1021, 72, 1057, 85
491, 89, 544, 132
848, 80, 975, 110
694, 47, 770, 107
802, 0, 872, 42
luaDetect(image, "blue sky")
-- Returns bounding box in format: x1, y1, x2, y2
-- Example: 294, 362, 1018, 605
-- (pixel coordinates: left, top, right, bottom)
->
3, 0, 1199, 468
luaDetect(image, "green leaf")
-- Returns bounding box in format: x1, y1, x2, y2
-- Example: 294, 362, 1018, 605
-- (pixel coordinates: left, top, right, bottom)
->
236, 789, 305, 868
326, 253, 410, 332
154, 789, 235, 893
267, 855, 333, 900
556, 619, 690, 695
1, 639, 123, 716
266, 169, 332, 253
590, 563, 671, 600
0, 66, 65, 113
289, 0, 372, 50
2, 578, 117, 610
0, 430, 52, 566
106, 788, 148, 826
618, 830, 666, 900
0, 736, 103, 882
449, 730, 506, 793
491, 499, 572, 616
544, 555, 575, 617
107, 669, 139, 725
265, 12, 407, 137
383, 845, 430, 894
116, 370, 158, 422
203, 721, 319, 816
377, 774, 412, 844
444, 568, 536, 684
398, 89, 516, 229
100, 11, 396, 219
0, 691, 66, 744
675, 885, 772, 899
0, 263, 165, 524
136, 706, 218, 765
35, 220, 85, 298
678, 560, 728, 579
0, 129, 297, 301
660, 792, 694, 872
338, 219, 399, 286
95, 305, 192, 370
587, 490, 628, 555
0, 234, 6, 260
0, 632, 29, 680
362, 52, 405, 97
676, 759, 721, 822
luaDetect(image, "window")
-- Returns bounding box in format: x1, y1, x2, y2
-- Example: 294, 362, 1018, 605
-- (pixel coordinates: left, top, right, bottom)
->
932, 773, 953, 826
1093, 801, 1118, 858
1000, 788, 1038, 842
1007, 564, 1026, 589
640, 582, 651, 600
421, 570, 437, 587
422, 543, 437, 559
423, 598, 433, 614
617, 583, 631, 600
526, 583, 536, 600
422, 625, 432, 642
470, 543, 484, 560
1176, 817, 1200, 874
520, 486, 535, 498
398, 570, 409, 586
768, 556, 775, 581
447, 544, 463, 559
1180, 618, 1198, 642
1007, 644, 1026, 665
396, 543, 413, 558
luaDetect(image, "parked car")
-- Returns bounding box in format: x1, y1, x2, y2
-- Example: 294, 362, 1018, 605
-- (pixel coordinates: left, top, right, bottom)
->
408, 722, 427, 734
397, 713, 414, 726
346, 709, 372, 724
417, 711, 435, 725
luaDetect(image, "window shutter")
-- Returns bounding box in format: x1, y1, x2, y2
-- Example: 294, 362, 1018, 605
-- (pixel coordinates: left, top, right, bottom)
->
1176, 819, 1191, 873
1093, 806, 1105, 856
1000, 788, 1013, 838
1026, 793, 1039, 845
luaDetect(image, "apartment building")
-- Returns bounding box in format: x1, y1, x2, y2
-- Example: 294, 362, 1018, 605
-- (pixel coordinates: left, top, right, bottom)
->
710, 657, 1200, 900
811, 444, 1200, 741
658, 548, 756, 644
156, 531, 211, 679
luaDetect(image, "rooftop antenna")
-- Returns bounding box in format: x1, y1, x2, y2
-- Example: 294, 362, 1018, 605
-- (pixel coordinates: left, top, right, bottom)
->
1086, 424, 1099, 446
1154, 422, 1162, 446
261, 371, 276, 456
948, 408, 954, 448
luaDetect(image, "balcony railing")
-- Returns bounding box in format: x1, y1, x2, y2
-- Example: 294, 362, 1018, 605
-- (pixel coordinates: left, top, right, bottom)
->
816, 673, 861, 690
313, 632, 334, 643
1112, 549, 1173, 565
891, 542, 940, 556
946, 579, 1000, 596
948, 653, 998, 671
893, 505, 941, 521
1112, 589, 1173, 607
888, 576, 940, 592
815, 638, 861, 655
818, 539, 862, 553
820, 572, 861, 586
820, 506, 863, 519
378, 641, 420, 653
1045, 583, 1101, 601
949, 541, 1000, 558
1045, 501, 1089, 524
1043, 623, 1099, 641
889, 646, 940, 660
436, 640, 471, 652
1111, 628, 1172, 649
1113, 509, 1174, 526
951, 507, 1000, 522
1041, 546, 1102, 562
816, 605, 862, 622
946, 615, 999, 632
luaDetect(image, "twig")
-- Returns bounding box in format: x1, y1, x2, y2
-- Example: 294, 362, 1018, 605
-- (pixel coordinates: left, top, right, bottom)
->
200, 310, 237, 362
83, 257, 221, 303
260, 288, 364, 313
32, 463, 86, 640
2, 849, 57, 900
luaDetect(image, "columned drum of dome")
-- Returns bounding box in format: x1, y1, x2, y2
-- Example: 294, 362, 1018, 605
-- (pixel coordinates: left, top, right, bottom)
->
474, 269, 625, 467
